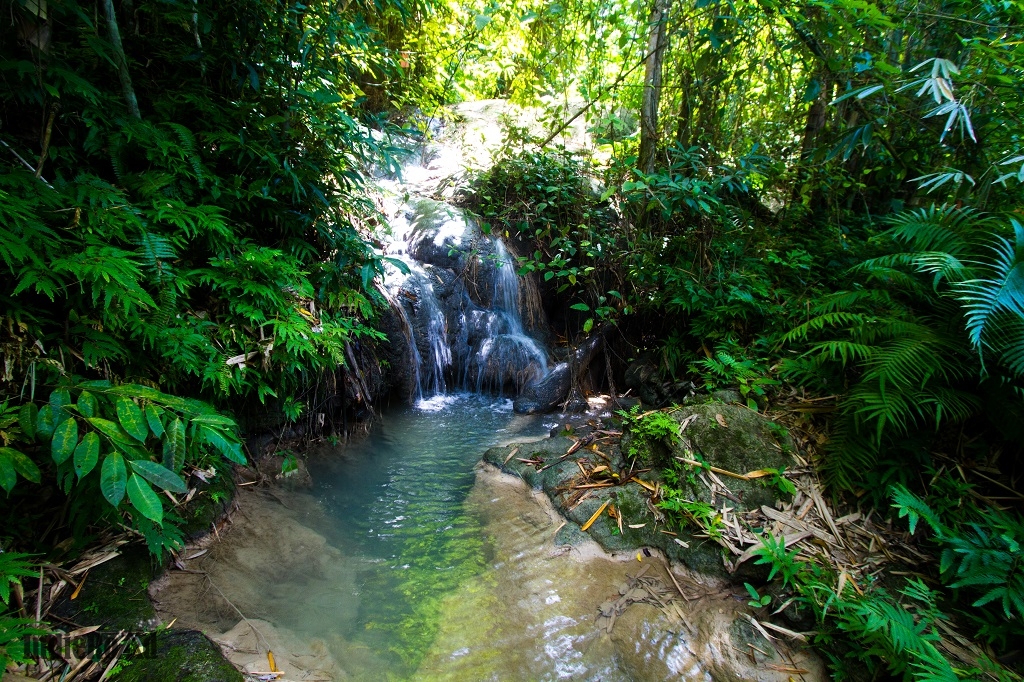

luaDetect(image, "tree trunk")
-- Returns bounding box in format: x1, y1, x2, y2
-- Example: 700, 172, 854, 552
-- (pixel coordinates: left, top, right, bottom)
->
638, 0, 669, 175
101, 0, 141, 119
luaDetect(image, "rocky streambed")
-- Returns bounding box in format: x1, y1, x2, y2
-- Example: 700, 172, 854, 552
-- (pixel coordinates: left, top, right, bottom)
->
126, 393, 829, 681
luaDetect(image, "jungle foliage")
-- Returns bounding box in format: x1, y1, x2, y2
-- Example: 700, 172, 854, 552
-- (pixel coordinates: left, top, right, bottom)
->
455, 0, 1023, 677
0, 0, 427, 650
2, 0, 1024, 677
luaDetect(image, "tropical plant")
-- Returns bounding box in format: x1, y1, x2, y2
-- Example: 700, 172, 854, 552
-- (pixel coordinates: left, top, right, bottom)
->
0, 551, 47, 671
892, 485, 1024, 646
2, 380, 244, 557
782, 206, 1024, 490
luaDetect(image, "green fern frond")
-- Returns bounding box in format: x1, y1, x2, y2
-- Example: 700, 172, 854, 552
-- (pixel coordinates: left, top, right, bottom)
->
858, 251, 973, 288
890, 485, 943, 535
784, 311, 872, 343
956, 219, 1024, 373
884, 204, 988, 255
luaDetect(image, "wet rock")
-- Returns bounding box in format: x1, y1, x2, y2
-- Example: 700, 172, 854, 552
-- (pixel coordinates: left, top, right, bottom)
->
514, 334, 603, 414
513, 361, 571, 413
405, 198, 482, 271
109, 630, 242, 682
623, 354, 698, 407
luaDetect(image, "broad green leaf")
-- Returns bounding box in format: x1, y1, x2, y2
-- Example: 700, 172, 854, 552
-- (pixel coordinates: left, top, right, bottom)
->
116, 398, 148, 442
105, 384, 163, 401
100, 452, 127, 506
51, 417, 79, 464
127, 474, 163, 525
163, 418, 186, 472
570, 303, 590, 312
0, 450, 15, 493
131, 460, 187, 493
49, 389, 71, 423
1, 447, 40, 484
110, 439, 154, 462
88, 418, 134, 444
78, 379, 112, 390
188, 413, 237, 427
77, 391, 98, 418
36, 404, 55, 440
145, 404, 165, 438
18, 403, 37, 440
74, 433, 100, 479
583, 318, 594, 333
199, 425, 246, 465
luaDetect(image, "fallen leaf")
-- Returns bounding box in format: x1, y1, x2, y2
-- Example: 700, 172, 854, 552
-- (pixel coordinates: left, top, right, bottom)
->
581, 500, 610, 532
715, 413, 728, 428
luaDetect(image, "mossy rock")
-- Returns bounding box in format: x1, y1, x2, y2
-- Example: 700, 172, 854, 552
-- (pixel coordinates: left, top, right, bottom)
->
109, 629, 242, 682
622, 402, 795, 513
484, 439, 732, 577
51, 546, 158, 631
485, 402, 799, 582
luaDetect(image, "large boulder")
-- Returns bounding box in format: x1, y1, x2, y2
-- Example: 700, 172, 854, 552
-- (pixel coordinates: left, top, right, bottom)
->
513, 334, 603, 413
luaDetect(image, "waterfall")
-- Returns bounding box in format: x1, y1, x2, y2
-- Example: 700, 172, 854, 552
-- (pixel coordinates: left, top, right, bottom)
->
467, 240, 549, 394
377, 124, 554, 402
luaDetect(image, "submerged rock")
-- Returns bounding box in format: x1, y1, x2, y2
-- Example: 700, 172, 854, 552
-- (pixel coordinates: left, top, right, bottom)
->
416, 463, 826, 681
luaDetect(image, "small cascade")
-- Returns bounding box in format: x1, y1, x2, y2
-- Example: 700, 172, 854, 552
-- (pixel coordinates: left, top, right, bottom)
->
466, 240, 549, 394
416, 268, 453, 396
381, 198, 550, 400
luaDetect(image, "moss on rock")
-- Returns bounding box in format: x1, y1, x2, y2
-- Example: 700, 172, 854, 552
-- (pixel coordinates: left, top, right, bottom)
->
484, 401, 798, 582
51, 546, 158, 631
109, 629, 242, 682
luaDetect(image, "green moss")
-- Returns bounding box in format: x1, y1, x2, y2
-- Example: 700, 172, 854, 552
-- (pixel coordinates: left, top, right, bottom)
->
110, 630, 242, 682
51, 546, 157, 631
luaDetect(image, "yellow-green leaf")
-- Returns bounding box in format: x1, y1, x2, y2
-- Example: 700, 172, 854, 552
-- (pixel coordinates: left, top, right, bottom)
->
36, 404, 55, 440
78, 391, 98, 418
163, 418, 186, 472
131, 460, 186, 493
116, 398, 148, 442
145, 404, 164, 438
74, 433, 100, 479
52, 417, 79, 464
127, 474, 163, 525
2, 447, 40, 485
0, 450, 16, 493
100, 452, 127, 506
87, 418, 134, 445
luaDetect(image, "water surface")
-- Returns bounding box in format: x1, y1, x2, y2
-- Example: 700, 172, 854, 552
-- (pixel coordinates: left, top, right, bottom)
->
296, 394, 555, 673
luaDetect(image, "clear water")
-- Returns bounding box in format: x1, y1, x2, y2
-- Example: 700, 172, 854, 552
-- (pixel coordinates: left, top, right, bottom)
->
296, 394, 555, 675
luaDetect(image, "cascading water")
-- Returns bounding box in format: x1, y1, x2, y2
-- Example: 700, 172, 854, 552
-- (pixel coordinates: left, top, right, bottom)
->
382, 196, 549, 400
466, 239, 549, 394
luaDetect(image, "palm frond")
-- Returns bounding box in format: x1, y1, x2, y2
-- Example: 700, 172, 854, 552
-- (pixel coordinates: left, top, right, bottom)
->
956, 219, 1024, 375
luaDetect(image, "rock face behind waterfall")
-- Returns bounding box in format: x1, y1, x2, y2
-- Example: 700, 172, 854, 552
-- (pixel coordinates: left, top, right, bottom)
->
381, 197, 551, 400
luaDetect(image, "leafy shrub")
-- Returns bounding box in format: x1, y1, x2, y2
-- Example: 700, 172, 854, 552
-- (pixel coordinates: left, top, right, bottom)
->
782, 205, 1024, 491
2, 381, 244, 557
892, 485, 1024, 647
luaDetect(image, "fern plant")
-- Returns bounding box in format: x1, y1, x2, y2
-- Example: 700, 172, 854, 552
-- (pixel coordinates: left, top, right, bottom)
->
892, 485, 1024, 645
782, 205, 1024, 490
